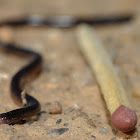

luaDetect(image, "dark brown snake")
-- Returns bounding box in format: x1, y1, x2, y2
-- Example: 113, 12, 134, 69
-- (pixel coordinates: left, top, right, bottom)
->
0, 14, 133, 124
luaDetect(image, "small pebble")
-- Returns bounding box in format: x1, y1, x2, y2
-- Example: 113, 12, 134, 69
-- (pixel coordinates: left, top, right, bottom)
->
56, 119, 62, 124
98, 128, 108, 135
47, 128, 69, 136
78, 112, 96, 127
63, 123, 69, 126
47, 101, 62, 114
91, 135, 96, 139
40, 111, 47, 114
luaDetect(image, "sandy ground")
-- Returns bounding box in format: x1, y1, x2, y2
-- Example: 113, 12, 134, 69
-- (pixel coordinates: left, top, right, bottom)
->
0, 0, 140, 139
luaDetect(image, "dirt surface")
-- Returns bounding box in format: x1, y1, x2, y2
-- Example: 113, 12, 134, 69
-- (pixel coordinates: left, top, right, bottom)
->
0, 0, 140, 140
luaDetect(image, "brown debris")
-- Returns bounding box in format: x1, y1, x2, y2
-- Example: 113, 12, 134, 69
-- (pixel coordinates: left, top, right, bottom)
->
47, 101, 62, 114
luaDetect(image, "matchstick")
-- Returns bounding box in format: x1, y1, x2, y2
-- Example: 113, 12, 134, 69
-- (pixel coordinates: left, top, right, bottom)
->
76, 24, 137, 132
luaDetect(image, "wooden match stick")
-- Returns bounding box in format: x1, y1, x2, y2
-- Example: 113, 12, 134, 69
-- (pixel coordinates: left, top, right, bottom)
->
76, 24, 137, 132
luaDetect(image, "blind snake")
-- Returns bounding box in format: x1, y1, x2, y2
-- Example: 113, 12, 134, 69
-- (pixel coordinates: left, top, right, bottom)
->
0, 42, 42, 124
0, 14, 133, 124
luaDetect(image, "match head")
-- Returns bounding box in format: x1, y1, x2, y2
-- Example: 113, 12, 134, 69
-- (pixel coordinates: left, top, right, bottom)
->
111, 105, 137, 132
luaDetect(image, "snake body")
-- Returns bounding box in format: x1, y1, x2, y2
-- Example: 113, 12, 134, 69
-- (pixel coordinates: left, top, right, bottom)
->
0, 42, 42, 124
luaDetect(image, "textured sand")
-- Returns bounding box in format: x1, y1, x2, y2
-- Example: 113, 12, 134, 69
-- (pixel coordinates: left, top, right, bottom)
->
0, 0, 139, 139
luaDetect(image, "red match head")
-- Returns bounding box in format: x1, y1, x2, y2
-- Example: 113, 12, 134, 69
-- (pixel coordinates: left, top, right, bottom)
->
111, 105, 137, 132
